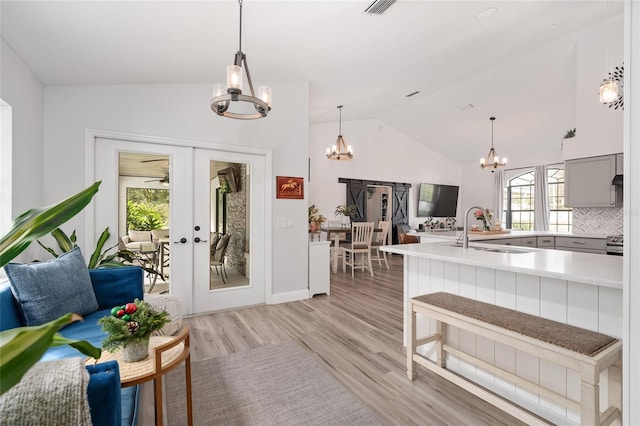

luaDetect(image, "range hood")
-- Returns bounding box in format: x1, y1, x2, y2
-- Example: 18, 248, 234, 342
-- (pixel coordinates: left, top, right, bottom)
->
612, 175, 623, 186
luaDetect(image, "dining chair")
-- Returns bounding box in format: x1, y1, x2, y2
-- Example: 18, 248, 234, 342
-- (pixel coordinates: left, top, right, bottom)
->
327, 220, 348, 261
370, 220, 390, 269
211, 234, 231, 284
342, 222, 375, 278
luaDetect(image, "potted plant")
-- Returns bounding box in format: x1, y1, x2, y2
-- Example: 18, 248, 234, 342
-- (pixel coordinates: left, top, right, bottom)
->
99, 299, 170, 362
334, 204, 358, 227
308, 205, 327, 239
563, 128, 576, 139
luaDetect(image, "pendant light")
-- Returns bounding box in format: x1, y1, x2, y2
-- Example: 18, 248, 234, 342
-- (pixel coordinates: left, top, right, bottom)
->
210, 0, 271, 120
480, 117, 507, 170
326, 105, 353, 161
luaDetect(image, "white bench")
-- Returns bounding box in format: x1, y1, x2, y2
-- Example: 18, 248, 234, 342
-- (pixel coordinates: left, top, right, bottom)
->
407, 292, 622, 426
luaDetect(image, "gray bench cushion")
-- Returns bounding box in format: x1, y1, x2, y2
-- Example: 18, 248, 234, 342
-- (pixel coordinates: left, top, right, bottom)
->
414, 292, 617, 357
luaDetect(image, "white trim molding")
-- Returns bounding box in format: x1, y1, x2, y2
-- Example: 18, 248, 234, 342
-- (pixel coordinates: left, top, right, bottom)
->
270, 289, 310, 305
623, 1, 640, 424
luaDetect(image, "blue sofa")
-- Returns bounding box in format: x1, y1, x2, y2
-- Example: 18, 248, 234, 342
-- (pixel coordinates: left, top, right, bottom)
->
0, 266, 145, 426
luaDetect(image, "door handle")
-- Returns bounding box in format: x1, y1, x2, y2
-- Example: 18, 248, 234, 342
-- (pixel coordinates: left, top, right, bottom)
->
174, 238, 188, 244
194, 237, 208, 243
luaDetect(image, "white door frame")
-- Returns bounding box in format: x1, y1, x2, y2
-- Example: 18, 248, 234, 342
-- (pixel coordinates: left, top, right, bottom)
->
84, 129, 273, 307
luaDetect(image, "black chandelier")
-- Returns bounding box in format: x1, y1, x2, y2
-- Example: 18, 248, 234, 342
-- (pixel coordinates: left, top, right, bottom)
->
480, 117, 507, 170
210, 0, 271, 120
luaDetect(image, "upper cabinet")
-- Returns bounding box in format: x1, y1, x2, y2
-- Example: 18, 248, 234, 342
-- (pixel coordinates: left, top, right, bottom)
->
565, 155, 617, 207
616, 153, 624, 175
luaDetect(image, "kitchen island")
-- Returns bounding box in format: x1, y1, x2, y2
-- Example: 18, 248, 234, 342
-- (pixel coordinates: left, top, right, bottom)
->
381, 241, 622, 424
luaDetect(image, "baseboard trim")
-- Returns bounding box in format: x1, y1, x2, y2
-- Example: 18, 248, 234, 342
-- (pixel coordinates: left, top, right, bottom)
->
270, 289, 310, 305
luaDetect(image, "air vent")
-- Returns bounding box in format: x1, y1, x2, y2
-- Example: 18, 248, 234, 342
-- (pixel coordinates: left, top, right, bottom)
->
364, 0, 397, 15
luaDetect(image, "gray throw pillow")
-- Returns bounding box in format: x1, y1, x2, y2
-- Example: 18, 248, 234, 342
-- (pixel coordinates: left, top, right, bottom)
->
5, 247, 99, 326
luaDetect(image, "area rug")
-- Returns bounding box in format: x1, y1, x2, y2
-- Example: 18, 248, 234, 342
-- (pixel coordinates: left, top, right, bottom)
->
165, 341, 382, 425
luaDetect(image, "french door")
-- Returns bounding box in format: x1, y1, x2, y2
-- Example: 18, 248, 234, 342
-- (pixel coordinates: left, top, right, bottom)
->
91, 135, 268, 315
192, 148, 266, 313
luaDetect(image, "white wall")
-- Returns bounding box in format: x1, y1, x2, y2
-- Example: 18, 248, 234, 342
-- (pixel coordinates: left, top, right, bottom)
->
41, 81, 309, 297
0, 38, 45, 262
308, 119, 461, 229
572, 15, 624, 159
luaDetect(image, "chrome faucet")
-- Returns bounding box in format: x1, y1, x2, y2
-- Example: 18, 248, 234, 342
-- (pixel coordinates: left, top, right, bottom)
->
462, 205, 485, 248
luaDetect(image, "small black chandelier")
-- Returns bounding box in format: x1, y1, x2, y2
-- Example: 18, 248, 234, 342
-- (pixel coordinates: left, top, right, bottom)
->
210, 0, 271, 120
480, 117, 507, 170
326, 106, 353, 161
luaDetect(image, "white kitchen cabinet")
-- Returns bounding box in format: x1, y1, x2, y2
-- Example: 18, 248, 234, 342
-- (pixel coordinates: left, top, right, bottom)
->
309, 241, 331, 297
555, 236, 606, 255
565, 155, 617, 207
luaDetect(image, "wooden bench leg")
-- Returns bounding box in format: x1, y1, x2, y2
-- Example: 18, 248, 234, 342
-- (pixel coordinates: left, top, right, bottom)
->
436, 320, 445, 368
407, 303, 417, 380
607, 362, 622, 426
580, 363, 600, 426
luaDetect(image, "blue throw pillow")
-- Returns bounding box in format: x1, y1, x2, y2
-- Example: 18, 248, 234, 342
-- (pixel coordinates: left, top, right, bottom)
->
5, 247, 99, 326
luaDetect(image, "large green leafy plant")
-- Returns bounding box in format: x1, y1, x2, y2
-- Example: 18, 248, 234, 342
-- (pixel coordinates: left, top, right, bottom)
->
0, 182, 103, 395
37, 226, 165, 281
38, 227, 128, 268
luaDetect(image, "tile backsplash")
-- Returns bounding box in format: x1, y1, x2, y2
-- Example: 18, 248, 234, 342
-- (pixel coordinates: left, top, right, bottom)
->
572, 207, 623, 235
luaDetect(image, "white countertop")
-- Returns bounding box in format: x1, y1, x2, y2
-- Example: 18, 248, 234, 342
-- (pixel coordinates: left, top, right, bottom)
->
381, 241, 622, 289
410, 229, 609, 241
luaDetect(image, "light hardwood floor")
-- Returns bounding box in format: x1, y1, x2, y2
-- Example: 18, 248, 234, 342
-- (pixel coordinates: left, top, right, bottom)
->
184, 253, 525, 425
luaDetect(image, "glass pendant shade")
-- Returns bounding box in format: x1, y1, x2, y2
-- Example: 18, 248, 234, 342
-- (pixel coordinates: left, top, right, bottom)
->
257, 86, 272, 107
211, 84, 227, 107
599, 79, 619, 103
212, 84, 225, 98
227, 65, 243, 93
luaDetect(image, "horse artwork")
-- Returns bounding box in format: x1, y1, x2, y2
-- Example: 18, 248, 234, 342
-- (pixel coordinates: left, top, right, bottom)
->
276, 176, 304, 199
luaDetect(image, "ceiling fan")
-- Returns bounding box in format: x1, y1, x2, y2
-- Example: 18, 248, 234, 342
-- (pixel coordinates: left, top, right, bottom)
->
144, 171, 170, 185
141, 158, 170, 185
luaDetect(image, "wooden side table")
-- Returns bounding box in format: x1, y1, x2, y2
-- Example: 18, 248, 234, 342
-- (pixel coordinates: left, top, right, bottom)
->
87, 326, 192, 426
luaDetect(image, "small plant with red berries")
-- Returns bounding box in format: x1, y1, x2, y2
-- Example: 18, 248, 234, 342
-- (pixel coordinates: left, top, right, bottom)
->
98, 299, 170, 352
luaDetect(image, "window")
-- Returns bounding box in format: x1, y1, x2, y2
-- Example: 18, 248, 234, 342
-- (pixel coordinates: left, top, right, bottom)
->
547, 168, 572, 232
504, 171, 534, 230
125, 188, 169, 232
503, 167, 572, 232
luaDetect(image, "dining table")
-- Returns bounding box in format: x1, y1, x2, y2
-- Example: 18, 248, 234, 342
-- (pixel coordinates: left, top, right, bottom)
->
320, 226, 382, 273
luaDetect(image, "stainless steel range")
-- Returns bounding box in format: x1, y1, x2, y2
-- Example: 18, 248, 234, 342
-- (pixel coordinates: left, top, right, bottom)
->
606, 235, 623, 256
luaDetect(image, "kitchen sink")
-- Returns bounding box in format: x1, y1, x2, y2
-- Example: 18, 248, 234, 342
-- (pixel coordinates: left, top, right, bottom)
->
446, 242, 532, 254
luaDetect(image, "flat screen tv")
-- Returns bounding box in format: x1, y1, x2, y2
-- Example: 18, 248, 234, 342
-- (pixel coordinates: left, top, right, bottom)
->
417, 183, 459, 217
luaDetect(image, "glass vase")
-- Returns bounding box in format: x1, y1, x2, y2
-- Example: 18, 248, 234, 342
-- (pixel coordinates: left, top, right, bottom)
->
122, 337, 150, 362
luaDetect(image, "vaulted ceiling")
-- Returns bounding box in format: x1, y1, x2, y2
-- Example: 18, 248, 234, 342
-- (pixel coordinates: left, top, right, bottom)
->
1, 1, 624, 165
